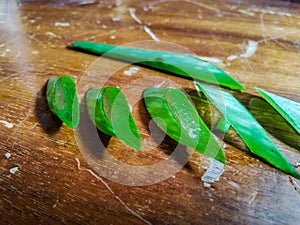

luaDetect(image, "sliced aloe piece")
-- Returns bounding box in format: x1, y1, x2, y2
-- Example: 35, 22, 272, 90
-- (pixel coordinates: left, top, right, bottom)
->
214, 116, 231, 133
46, 76, 80, 128
143, 88, 226, 163
255, 87, 300, 135
195, 83, 300, 179
71, 42, 245, 91
86, 86, 141, 150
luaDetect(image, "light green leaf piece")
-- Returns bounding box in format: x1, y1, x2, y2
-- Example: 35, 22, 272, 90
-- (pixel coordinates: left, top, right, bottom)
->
85, 86, 141, 150
255, 87, 300, 135
71, 42, 245, 91
143, 88, 226, 163
195, 83, 300, 179
46, 76, 80, 128
214, 116, 231, 133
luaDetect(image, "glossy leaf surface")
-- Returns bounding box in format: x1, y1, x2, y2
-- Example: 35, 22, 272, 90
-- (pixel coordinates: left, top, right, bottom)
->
195, 83, 300, 179
71, 42, 245, 91
143, 88, 226, 163
256, 87, 300, 134
86, 87, 141, 150
46, 76, 79, 128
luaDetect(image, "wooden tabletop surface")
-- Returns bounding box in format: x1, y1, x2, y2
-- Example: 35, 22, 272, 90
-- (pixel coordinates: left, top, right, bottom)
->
1, 0, 300, 224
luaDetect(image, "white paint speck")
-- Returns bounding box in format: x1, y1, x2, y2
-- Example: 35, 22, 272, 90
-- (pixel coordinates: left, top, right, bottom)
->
201, 159, 224, 183
54, 22, 70, 27
227, 55, 238, 61
240, 40, 258, 58
203, 182, 211, 188
9, 166, 19, 174
102, 24, 108, 29
123, 66, 139, 76
4, 152, 11, 159
0, 120, 14, 129
112, 17, 121, 22
5, 152, 11, 159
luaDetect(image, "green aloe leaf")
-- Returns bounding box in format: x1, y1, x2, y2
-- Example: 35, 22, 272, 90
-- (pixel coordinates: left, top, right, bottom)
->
46, 76, 80, 128
85, 86, 141, 150
214, 116, 231, 133
255, 87, 300, 135
143, 88, 226, 163
195, 83, 300, 179
71, 42, 245, 91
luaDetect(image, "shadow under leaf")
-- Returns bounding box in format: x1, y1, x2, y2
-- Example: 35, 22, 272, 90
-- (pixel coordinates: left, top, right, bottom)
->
34, 80, 62, 135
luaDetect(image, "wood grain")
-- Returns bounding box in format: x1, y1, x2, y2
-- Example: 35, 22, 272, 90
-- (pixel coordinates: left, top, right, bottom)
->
1, 0, 300, 224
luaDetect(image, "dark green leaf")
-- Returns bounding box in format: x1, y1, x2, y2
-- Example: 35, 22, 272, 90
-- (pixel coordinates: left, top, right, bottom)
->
71, 42, 245, 91
143, 88, 226, 163
46, 76, 80, 128
195, 83, 300, 179
86, 86, 141, 150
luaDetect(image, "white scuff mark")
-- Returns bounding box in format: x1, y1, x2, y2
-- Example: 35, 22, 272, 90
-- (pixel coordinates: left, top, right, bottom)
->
0, 120, 14, 129
129, 8, 142, 24
110, 35, 116, 39
143, 26, 160, 42
198, 56, 223, 64
54, 22, 70, 27
75, 158, 152, 225
102, 24, 108, 29
45, 31, 58, 38
148, 0, 221, 16
240, 40, 258, 58
128, 8, 160, 42
5, 152, 11, 159
289, 176, 300, 195
227, 180, 241, 189
9, 166, 19, 174
201, 159, 224, 183
227, 40, 258, 61
203, 182, 211, 188
112, 17, 121, 22
237, 9, 255, 16
154, 80, 166, 88
124, 66, 139, 76
248, 190, 258, 204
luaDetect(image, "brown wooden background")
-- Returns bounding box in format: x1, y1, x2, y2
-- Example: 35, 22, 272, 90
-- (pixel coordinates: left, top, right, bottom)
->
1, 0, 300, 224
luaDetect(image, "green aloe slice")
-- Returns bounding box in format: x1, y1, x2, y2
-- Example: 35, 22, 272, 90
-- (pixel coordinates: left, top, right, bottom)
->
255, 87, 300, 135
143, 88, 226, 163
215, 117, 231, 133
85, 86, 141, 150
46, 76, 80, 128
195, 83, 300, 179
71, 42, 245, 91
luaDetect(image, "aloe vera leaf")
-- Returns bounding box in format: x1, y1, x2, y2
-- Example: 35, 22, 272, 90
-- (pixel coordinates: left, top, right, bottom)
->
195, 83, 300, 179
71, 42, 245, 91
214, 116, 231, 133
255, 87, 300, 135
143, 88, 226, 163
86, 87, 141, 150
46, 76, 80, 128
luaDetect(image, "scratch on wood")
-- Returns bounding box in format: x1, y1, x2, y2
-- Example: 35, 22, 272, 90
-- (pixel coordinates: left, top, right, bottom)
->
148, 0, 221, 15
289, 176, 300, 195
128, 8, 160, 42
75, 158, 152, 225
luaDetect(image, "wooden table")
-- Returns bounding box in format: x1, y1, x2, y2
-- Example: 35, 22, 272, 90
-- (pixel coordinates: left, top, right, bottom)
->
1, 0, 299, 224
